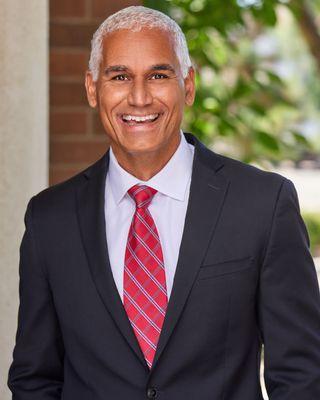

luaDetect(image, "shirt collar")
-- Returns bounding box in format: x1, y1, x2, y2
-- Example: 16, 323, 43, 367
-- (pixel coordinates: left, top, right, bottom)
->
107, 130, 194, 205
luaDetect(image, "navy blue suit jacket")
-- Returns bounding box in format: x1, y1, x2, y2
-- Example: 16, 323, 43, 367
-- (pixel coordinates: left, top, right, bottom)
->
8, 132, 320, 399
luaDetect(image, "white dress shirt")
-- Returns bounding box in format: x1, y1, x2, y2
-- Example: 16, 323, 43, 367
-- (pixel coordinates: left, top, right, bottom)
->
104, 131, 195, 302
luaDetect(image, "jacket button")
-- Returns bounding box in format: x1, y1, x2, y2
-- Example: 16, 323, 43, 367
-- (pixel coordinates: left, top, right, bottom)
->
147, 387, 157, 398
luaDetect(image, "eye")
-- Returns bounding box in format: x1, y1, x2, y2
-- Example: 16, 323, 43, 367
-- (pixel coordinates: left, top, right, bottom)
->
112, 74, 129, 81
151, 73, 168, 80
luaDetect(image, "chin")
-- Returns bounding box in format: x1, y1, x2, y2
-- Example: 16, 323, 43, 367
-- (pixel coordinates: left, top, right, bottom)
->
127, 145, 159, 154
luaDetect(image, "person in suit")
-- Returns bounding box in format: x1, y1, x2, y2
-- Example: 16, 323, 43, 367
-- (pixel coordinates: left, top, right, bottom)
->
8, 5, 320, 400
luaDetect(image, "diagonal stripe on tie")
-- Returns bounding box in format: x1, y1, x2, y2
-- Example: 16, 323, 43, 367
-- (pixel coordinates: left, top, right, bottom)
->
124, 268, 167, 317
135, 211, 159, 241
123, 288, 162, 333
125, 243, 167, 296
131, 228, 165, 267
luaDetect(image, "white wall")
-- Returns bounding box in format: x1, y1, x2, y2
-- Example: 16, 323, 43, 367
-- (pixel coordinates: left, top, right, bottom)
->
0, 1, 48, 399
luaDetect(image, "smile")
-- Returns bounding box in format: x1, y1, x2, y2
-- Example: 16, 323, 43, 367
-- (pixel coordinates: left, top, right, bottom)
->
121, 113, 160, 124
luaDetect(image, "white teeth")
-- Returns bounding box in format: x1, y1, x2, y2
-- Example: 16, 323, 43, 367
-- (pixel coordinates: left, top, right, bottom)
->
122, 113, 159, 122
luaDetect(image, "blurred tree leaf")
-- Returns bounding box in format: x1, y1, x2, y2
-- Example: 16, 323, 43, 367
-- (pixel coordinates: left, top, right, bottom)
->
302, 213, 320, 256
254, 130, 280, 152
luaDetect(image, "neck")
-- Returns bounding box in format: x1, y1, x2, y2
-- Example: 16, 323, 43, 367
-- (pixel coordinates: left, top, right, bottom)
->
111, 135, 181, 181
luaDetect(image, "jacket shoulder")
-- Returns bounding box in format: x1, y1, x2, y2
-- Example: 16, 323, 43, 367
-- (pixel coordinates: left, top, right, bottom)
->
29, 153, 107, 217
210, 149, 287, 189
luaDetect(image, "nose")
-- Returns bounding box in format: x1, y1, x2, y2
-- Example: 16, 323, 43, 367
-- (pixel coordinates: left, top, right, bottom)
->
127, 79, 153, 107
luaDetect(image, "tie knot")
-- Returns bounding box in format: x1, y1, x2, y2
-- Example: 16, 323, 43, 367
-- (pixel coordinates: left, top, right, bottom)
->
128, 184, 157, 209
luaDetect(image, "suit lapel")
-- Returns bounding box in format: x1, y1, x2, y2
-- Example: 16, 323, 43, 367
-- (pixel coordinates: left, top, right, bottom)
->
76, 151, 149, 369
75, 132, 230, 373
150, 133, 230, 372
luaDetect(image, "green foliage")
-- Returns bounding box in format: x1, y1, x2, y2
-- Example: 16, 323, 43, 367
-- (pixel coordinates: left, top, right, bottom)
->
302, 213, 320, 257
143, 0, 314, 165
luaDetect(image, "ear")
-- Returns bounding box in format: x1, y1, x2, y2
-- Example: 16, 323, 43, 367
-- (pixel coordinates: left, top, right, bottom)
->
184, 67, 196, 106
85, 71, 98, 108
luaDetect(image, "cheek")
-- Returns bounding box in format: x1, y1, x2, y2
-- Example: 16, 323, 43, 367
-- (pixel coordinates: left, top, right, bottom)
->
97, 84, 127, 111
153, 85, 185, 108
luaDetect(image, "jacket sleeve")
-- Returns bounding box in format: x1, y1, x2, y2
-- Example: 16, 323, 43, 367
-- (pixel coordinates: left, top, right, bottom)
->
7, 197, 65, 399
258, 178, 320, 399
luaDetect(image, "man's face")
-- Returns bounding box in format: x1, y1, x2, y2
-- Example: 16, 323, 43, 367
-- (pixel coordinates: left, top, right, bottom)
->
85, 28, 195, 162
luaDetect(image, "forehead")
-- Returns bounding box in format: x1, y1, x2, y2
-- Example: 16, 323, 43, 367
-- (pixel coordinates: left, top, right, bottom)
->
100, 28, 179, 67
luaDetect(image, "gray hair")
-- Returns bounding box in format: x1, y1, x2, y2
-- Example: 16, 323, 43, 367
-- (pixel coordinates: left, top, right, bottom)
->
88, 6, 192, 81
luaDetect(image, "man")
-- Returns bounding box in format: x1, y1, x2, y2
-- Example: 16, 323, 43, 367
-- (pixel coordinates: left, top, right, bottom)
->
8, 6, 320, 400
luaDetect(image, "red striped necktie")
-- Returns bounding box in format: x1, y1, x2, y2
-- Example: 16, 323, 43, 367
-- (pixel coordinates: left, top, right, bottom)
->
124, 184, 168, 369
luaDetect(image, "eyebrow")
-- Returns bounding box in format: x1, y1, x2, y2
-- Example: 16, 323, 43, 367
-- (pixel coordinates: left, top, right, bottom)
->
150, 64, 176, 73
104, 64, 176, 75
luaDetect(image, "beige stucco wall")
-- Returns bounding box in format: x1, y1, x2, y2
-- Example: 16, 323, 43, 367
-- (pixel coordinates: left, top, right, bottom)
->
0, 1, 48, 398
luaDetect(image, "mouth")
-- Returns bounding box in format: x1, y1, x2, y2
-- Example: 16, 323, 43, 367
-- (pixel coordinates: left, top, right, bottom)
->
119, 113, 162, 127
